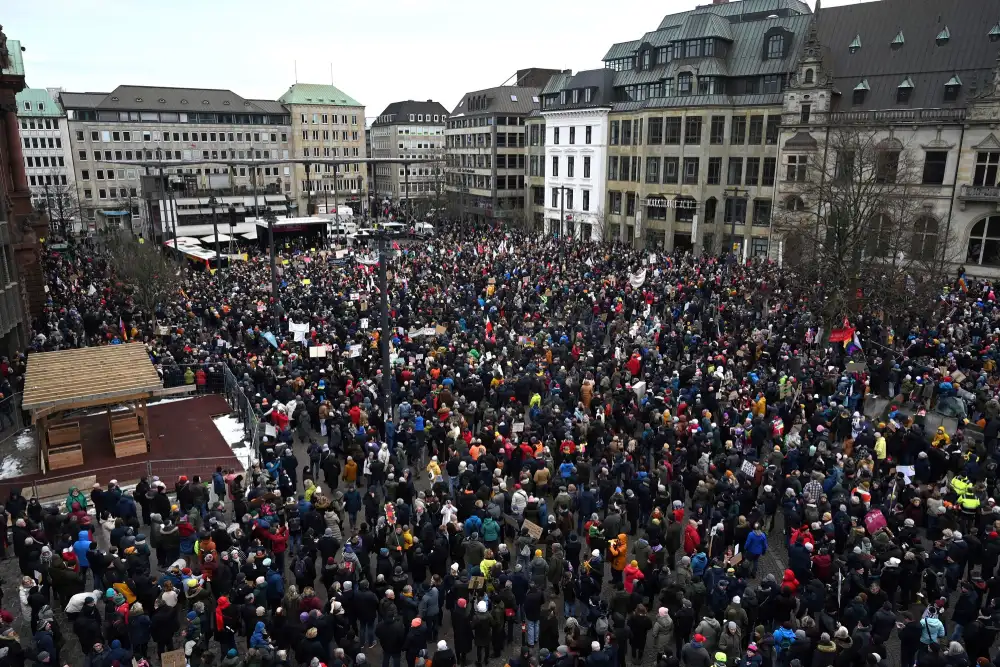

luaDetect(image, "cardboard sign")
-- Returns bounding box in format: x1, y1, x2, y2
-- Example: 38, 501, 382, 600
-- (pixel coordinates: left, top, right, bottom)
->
360, 318, 369, 330
435, 324, 447, 335
161, 649, 186, 667
488, 277, 496, 285
522, 519, 543, 540
512, 422, 524, 433
349, 344, 362, 358
309, 346, 329, 358
156, 325, 170, 336
741, 460, 756, 477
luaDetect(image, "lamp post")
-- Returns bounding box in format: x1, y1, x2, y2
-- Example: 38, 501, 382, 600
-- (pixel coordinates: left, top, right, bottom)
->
262, 206, 280, 332
724, 186, 749, 259
555, 185, 572, 237
208, 195, 220, 271
156, 148, 178, 252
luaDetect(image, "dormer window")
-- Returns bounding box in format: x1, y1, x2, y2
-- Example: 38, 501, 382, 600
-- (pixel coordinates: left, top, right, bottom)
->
804, 68, 814, 84
678, 72, 693, 95
990, 23, 1000, 42
853, 79, 870, 105
585, 88, 593, 103
642, 50, 651, 70
936, 26, 950, 45
560, 91, 567, 104
849, 35, 861, 54
766, 34, 784, 59
891, 30, 905, 48
572, 89, 579, 104
897, 76, 914, 104
944, 74, 962, 101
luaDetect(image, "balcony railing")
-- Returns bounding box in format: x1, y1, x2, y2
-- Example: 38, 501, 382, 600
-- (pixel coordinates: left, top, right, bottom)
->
825, 108, 967, 125
959, 184, 1000, 202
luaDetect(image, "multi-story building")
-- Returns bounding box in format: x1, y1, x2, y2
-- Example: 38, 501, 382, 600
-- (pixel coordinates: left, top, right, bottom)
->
525, 111, 547, 233
60, 85, 292, 237
539, 70, 616, 240
2, 31, 47, 345
774, 0, 1000, 275
445, 86, 543, 226
279, 83, 366, 215
371, 100, 448, 211
602, 0, 811, 252
15, 87, 78, 234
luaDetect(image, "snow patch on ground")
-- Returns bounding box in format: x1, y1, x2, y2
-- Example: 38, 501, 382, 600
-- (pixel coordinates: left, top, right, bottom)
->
15, 431, 34, 451
212, 414, 252, 471
77, 393, 198, 417
0, 456, 23, 480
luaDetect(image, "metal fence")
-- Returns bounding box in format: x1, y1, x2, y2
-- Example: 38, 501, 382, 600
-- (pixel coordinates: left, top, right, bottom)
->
0, 392, 28, 446
222, 365, 263, 465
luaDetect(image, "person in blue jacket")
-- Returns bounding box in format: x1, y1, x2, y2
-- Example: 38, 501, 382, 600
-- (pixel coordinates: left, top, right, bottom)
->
73, 530, 92, 583
743, 524, 768, 577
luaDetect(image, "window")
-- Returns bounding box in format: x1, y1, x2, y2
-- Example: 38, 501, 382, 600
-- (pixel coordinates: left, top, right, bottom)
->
710, 116, 725, 144
974, 151, 1000, 186
567, 156, 575, 178
552, 156, 559, 177
799, 104, 812, 123
585, 125, 592, 144
912, 216, 938, 260
90, 131, 99, 141
566, 190, 574, 209
786, 155, 808, 182
622, 120, 633, 145
569, 127, 576, 145
684, 116, 702, 144
922, 151, 948, 185
664, 158, 679, 184
610, 191, 622, 214
665, 118, 681, 144
627, 193, 636, 217
554, 127, 560, 145
583, 190, 590, 211
678, 73, 693, 95
752, 199, 772, 227
784, 196, 806, 212
707, 157, 722, 185
610, 121, 620, 145
762, 158, 777, 186
75, 130, 84, 141
724, 196, 747, 225
683, 157, 699, 184
746, 158, 760, 185
98, 189, 107, 199
620, 157, 629, 181
728, 158, 743, 185
584, 157, 591, 178
731, 117, 746, 145
804, 69, 815, 84
876, 150, 900, 183
78, 150, 87, 161
763, 75, 783, 94
745, 116, 764, 145
552, 188, 559, 208
698, 77, 720, 95
897, 83, 912, 104
866, 214, 892, 257
84, 189, 92, 199
608, 156, 619, 180
767, 35, 784, 59
646, 157, 660, 184
765, 116, 779, 145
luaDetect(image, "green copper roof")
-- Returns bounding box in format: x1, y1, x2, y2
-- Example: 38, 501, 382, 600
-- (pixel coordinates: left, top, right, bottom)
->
848, 35, 861, 51
16, 88, 63, 117
936, 26, 950, 42
1, 39, 24, 76
945, 74, 962, 87
891, 30, 905, 45
278, 83, 361, 107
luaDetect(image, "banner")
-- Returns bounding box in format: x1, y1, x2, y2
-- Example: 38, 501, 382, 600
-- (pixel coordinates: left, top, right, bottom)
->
629, 269, 647, 289
828, 327, 855, 343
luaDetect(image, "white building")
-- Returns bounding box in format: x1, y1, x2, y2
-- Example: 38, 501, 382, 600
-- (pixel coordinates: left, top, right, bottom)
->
15, 87, 78, 233
540, 70, 615, 240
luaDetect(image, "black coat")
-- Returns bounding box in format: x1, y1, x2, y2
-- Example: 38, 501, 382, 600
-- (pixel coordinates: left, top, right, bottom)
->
376, 617, 406, 654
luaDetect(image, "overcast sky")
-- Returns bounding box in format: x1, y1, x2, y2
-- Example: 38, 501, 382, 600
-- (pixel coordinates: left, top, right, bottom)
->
8, 0, 864, 123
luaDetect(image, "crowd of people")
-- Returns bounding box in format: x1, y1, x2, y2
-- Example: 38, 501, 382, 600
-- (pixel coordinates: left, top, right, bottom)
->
1, 222, 999, 667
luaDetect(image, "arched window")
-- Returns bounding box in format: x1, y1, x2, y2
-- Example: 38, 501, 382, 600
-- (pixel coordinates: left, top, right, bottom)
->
967, 215, 1000, 265
784, 195, 805, 212
911, 216, 938, 260
767, 35, 785, 59
866, 214, 892, 257
804, 69, 814, 84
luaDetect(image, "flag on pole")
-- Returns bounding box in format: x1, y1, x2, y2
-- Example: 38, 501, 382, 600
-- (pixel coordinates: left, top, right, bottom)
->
845, 331, 863, 355
119, 317, 127, 341
485, 315, 493, 335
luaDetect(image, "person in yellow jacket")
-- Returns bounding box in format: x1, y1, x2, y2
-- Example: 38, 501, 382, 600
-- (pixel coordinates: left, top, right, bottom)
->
608, 533, 628, 583
426, 456, 442, 480
932, 426, 950, 448
874, 431, 887, 464
752, 393, 766, 419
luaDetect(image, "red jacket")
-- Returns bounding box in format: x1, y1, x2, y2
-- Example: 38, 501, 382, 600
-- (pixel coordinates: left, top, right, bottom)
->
268, 529, 288, 554
781, 568, 800, 593
683, 523, 701, 555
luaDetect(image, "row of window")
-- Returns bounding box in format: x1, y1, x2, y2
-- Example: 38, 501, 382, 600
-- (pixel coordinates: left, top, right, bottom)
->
300, 130, 361, 142
609, 154, 780, 187
28, 174, 69, 187
548, 155, 593, 179
80, 147, 291, 164
25, 156, 65, 168
610, 114, 780, 147
618, 74, 787, 103
550, 125, 593, 146
20, 118, 60, 130
78, 129, 287, 144
541, 87, 595, 108
300, 113, 359, 125
81, 186, 138, 200
22, 136, 62, 150
446, 116, 526, 129
300, 179, 362, 192
70, 109, 290, 126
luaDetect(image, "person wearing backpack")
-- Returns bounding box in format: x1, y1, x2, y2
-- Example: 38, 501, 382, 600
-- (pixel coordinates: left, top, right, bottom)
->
482, 516, 501, 551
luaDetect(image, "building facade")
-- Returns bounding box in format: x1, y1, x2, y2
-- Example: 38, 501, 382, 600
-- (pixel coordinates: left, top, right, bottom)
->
774, 0, 1000, 276
525, 112, 546, 233
540, 70, 615, 240
445, 86, 543, 226
2, 33, 47, 346
60, 85, 292, 237
602, 0, 811, 252
371, 100, 448, 212
280, 83, 366, 216
15, 87, 78, 234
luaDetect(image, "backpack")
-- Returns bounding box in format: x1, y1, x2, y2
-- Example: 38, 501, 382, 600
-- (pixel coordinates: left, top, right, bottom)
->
294, 558, 308, 579
595, 615, 610, 636
777, 632, 793, 652
287, 515, 301, 533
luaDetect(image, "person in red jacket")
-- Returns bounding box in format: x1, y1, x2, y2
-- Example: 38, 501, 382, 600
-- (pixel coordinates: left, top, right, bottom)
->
195, 368, 207, 393
267, 524, 288, 572
781, 568, 800, 593
683, 519, 702, 556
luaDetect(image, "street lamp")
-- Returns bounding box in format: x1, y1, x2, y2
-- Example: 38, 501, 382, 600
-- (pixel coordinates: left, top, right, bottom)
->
156, 148, 179, 252
724, 186, 749, 259
208, 195, 221, 271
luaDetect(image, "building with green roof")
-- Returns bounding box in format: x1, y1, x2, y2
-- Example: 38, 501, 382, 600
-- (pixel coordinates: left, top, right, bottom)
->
15, 87, 78, 233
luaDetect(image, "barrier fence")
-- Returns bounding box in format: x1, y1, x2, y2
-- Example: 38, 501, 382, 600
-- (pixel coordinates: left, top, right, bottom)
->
0, 392, 28, 445
222, 365, 263, 465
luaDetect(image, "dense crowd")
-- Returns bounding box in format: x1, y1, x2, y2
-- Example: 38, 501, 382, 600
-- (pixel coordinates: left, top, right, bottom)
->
2, 223, 999, 667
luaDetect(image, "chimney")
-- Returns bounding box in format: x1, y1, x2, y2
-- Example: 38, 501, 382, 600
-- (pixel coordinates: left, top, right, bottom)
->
712, 0, 729, 4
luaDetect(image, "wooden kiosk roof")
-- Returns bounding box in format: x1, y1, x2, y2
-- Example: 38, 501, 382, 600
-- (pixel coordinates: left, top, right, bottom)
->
23, 343, 163, 416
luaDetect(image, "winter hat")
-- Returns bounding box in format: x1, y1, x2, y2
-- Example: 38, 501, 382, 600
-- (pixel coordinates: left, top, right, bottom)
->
821, 633, 831, 642
411, 618, 422, 628
658, 607, 668, 617
694, 634, 706, 643
591, 642, 601, 652
835, 627, 849, 639
476, 600, 487, 613
437, 641, 448, 651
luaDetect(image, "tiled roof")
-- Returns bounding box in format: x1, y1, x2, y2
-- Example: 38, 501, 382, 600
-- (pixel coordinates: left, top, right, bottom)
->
449, 86, 542, 117
817, 0, 999, 110
278, 83, 362, 107
657, 0, 810, 30
604, 40, 642, 61
540, 69, 616, 111
60, 85, 286, 115
676, 13, 735, 42
373, 100, 449, 126
727, 14, 813, 76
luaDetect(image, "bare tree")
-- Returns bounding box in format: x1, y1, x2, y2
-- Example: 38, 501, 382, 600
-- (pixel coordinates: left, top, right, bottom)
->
773, 127, 949, 328
33, 183, 82, 238
105, 233, 180, 325
587, 208, 610, 243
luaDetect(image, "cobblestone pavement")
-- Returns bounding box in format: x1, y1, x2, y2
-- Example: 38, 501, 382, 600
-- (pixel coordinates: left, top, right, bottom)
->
0, 425, 919, 667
